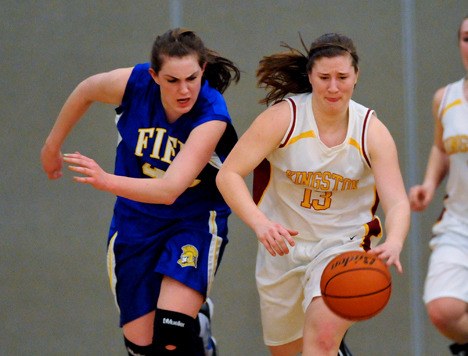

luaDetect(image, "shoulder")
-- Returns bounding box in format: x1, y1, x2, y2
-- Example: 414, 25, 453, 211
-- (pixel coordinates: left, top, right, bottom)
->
349, 99, 372, 117
433, 86, 447, 106
126, 63, 152, 85
432, 78, 463, 111
121, 63, 157, 104
366, 113, 396, 160
253, 100, 292, 138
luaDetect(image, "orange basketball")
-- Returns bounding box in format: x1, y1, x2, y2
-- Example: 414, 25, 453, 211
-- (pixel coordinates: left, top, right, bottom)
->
320, 250, 392, 321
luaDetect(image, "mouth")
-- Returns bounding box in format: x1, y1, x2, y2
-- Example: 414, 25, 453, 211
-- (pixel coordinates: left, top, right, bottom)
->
326, 97, 340, 103
177, 98, 191, 105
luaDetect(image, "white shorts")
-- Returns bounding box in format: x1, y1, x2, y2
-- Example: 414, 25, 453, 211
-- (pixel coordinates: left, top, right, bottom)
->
255, 234, 380, 346
423, 241, 468, 304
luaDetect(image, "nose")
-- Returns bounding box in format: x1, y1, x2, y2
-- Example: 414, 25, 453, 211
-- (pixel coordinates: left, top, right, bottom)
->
179, 81, 189, 94
328, 78, 339, 93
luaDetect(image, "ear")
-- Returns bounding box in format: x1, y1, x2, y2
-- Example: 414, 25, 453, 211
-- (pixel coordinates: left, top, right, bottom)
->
148, 68, 160, 85
354, 69, 359, 85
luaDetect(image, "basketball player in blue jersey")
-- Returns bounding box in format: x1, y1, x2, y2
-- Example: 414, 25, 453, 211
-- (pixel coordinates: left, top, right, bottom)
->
217, 33, 409, 356
41, 28, 240, 355
409, 16, 468, 356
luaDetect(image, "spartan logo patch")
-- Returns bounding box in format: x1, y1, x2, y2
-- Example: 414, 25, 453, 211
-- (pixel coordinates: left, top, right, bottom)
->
177, 244, 199, 268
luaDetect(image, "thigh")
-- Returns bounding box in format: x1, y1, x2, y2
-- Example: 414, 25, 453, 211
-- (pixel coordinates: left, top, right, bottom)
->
256, 246, 305, 346
157, 276, 204, 318
424, 243, 468, 304
123, 311, 155, 346
156, 211, 229, 297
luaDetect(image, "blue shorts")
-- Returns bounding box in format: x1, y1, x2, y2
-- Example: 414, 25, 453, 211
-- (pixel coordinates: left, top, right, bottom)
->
106, 209, 229, 326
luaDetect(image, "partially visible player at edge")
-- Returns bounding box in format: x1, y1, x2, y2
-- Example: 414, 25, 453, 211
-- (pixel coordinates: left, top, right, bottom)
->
41, 28, 240, 355
216, 32, 410, 356
408, 15, 468, 356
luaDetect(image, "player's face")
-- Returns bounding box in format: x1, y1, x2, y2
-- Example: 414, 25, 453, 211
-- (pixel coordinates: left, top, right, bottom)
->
308, 54, 358, 116
459, 19, 468, 71
150, 54, 204, 122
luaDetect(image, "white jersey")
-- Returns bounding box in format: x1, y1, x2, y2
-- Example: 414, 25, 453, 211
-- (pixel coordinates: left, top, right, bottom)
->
438, 78, 468, 226
253, 93, 381, 246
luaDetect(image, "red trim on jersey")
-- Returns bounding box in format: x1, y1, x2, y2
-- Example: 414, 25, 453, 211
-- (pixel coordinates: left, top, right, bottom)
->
279, 98, 297, 148
253, 159, 271, 205
361, 217, 382, 251
361, 109, 372, 167
372, 192, 380, 215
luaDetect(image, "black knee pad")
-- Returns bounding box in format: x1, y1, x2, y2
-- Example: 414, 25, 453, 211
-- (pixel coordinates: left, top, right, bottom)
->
153, 308, 204, 355
123, 336, 154, 356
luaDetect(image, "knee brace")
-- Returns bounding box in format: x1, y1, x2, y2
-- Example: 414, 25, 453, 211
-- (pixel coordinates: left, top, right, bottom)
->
153, 308, 204, 355
123, 336, 154, 356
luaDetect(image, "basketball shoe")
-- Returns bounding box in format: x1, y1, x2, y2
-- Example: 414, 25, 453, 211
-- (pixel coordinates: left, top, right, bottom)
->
338, 336, 353, 356
450, 342, 468, 355
199, 298, 217, 356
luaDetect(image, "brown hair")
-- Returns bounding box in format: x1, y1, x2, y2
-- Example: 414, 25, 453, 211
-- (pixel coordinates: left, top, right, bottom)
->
257, 33, 359, 105
150, 28, 240, 93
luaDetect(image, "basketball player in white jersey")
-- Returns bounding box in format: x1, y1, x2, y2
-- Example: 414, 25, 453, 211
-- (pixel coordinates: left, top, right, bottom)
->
409, 15, 468, 356
217, 33, 409, 356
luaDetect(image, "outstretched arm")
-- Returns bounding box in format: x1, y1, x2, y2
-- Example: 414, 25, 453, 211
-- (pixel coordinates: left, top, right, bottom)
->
366, 115, 410, 273
41, 68, 132, 179
63, 119, 228, 205
216, 102, 298, 256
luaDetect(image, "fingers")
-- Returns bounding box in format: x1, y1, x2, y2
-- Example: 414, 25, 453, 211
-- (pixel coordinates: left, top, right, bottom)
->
269, 233, 290, 256
261, 228, 298, 257
63, 153, 95, 182
368, 247, 403, 274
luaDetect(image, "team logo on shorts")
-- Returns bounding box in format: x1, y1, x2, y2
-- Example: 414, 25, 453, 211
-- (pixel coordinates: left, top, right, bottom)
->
177, 244, 199, 268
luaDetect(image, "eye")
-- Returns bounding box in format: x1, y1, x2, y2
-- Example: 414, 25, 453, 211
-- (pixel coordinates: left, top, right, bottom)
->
187, 75, 198, 81
167, 78, 177, 83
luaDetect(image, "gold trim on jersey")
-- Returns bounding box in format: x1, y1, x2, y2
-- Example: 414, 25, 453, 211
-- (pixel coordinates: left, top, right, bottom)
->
440, 98, 462, 120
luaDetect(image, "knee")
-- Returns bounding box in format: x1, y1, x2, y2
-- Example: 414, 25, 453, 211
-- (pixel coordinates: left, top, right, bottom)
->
313, 324, 342, 353
153, 308, 204, 355
123, 336, 153, 356
427, 298, 464, 330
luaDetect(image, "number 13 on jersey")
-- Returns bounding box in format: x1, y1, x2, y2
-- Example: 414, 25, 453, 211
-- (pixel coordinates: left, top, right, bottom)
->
301, 189, 332, 210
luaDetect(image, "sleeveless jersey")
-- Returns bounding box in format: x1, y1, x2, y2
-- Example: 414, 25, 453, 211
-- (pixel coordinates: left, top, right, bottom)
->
113, 63, 236, 223
253, 93, 381, 244
438, 77, 468, 224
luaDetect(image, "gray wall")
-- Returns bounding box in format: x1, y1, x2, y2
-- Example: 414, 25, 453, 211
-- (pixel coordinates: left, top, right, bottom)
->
1, 1, 466, 355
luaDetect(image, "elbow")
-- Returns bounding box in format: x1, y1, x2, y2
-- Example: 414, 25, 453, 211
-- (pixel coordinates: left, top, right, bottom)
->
160, 192, 178, 205
216, 170, 226, 193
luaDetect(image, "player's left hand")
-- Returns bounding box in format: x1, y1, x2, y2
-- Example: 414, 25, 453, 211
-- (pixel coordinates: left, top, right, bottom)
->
367, 241, 403, 274
63, 152, 111, 191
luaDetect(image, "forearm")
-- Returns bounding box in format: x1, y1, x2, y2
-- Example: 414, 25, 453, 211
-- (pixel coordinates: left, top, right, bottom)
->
44, 84, 93, 151
102, 174, 183, 205
422, 145, 448, 190
382, 198, 410, 248
216, 170, 269, 231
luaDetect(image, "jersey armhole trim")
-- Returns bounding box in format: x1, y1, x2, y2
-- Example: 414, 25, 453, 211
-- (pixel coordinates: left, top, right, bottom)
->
279, 98, 297, 148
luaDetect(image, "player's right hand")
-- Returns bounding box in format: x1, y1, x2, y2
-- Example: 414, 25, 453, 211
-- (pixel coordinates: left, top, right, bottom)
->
254, 220, 298, 257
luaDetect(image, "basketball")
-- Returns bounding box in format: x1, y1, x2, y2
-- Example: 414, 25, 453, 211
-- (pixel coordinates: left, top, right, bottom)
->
320, 250, 392, 321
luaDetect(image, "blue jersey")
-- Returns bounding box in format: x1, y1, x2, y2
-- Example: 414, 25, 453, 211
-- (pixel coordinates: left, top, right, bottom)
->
113, 63, 236, 224
107, 63, 235, 325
